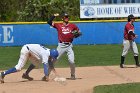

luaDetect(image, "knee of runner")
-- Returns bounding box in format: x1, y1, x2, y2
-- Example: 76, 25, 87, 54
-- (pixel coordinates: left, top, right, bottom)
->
15, 67, 22, 71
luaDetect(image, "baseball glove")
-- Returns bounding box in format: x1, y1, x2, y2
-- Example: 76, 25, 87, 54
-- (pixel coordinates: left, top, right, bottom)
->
72, 30, 82, 38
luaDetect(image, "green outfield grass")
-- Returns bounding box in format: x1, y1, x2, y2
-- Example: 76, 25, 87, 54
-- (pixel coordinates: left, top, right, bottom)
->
0, 44, 140, 69
94, 83, 140, 93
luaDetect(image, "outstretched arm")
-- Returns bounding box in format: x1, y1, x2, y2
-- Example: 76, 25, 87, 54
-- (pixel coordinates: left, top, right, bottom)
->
47, 13, 59, 26
48, 60, 59, 77
42, 63, 49, 81
42, 60, 59, 81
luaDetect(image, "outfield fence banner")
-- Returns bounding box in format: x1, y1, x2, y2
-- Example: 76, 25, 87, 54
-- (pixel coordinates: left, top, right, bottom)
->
0, 24, 58, 46
80, 3, 140, 18
0, 22, 140, 46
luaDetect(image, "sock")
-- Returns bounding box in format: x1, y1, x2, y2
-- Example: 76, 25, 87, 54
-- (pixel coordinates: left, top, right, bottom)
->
69, 63, 75, 76
121, 56, 125, 64
25, 64, 35, 75
3, 67, 17, 76
134, 56, 139, 65
43, 63, 49, 76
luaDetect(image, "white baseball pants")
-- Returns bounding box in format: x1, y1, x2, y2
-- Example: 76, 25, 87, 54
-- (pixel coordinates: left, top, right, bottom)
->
15, 45, 40, 70
122, 39, 139, 57
57, 43, 74, 64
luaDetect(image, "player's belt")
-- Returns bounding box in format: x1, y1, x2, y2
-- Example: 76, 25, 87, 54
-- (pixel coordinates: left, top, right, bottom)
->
60, 41, 71, 45
26, 46, 30, 50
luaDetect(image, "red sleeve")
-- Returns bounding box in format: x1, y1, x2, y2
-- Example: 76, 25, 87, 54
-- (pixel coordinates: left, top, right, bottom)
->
126, 23, 134, 33
125, 24, 130, 32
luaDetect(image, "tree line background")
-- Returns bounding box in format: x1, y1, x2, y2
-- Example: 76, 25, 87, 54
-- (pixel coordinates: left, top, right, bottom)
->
0, 0, 80, 22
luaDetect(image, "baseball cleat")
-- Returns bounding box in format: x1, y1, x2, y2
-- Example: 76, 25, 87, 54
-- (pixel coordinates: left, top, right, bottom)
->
70, 74, 76, 80
41, 76, 49, 81
0, 72, 5, 83
120, 64, 124, 68
66, 74, 76, 80
22, 73, 33, 81
136, 64, 140, 67
41, 76, 47, 81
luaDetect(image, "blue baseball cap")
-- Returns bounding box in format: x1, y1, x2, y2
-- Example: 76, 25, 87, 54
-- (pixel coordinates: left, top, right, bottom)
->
50, 49, 59, 59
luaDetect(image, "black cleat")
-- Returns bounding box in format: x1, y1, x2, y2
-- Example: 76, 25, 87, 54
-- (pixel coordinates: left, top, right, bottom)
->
22, 73, 33, 81
66, 74, 76, 80
70, 74, 76, 80
0, 72, 5, 83
41, 76, 49, 81
120, 64, 124, 68
136, 64, 140, 67
42, 76, 46, 81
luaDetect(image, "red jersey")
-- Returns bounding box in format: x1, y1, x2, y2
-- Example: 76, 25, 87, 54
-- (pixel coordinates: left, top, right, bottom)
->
124, 22, 135, 40
53, 23, 79, 43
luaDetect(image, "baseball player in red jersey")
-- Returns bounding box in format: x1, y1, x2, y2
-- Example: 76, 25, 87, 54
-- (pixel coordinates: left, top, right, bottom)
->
47, 13, 82, 80
120, 14, 140, 68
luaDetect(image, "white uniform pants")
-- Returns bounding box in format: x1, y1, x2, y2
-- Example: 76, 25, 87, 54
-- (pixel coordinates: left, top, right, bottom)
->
15, 45, 41, 70
57, 43, 74, 64
122, 39, 139, 57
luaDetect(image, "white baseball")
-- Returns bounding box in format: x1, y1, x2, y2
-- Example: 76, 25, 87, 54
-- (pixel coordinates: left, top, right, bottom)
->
54, 13, 59, 16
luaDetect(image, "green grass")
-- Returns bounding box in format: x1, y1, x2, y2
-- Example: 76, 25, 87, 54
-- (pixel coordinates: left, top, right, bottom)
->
0, 44, 140, 69
0, 46, 21, 70
56, 44, 140, 67
94, 83, 140, 93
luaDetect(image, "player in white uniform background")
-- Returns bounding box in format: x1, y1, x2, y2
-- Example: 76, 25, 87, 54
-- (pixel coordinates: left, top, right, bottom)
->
0, 44, 59, 83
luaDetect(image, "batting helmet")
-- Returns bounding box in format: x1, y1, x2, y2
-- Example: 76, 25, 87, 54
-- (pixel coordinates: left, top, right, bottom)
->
128, 14, 135, 22
50, 49, 59, 59
61, 13, 69, 18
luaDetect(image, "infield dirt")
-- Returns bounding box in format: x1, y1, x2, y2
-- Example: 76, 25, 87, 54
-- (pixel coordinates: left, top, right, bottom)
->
0, 65, 140, 93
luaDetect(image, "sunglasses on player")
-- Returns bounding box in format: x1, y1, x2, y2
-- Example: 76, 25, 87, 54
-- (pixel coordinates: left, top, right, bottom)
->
63, 16, 69, 19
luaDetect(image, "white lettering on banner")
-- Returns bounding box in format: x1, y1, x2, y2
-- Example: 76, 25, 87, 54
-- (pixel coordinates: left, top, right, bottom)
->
97, 7, 113, 15
2, 26, 14, 43
80, 4, 140, 18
